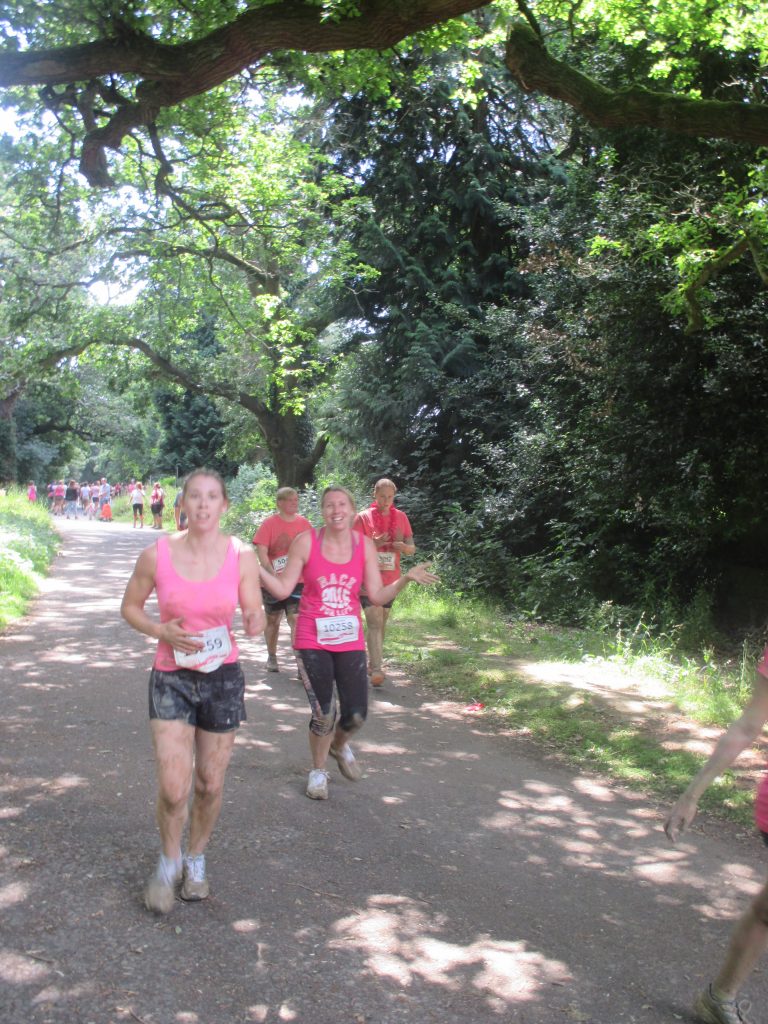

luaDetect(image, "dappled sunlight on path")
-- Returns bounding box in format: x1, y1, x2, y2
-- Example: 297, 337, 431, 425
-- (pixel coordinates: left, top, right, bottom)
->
1, 519, 767, 1022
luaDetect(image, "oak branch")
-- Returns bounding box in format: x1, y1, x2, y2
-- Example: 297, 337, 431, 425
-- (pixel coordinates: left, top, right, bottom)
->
0, 2, 766, 190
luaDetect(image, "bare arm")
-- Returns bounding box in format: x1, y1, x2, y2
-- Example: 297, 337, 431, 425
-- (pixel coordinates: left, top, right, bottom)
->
362, 536, 438, 605
120, 544, 202, 654
258, 531, 310, 600
664, 671, 768, 842
392, 534, 416, 557
237, 543, 266, 637
255, 543, 274, 573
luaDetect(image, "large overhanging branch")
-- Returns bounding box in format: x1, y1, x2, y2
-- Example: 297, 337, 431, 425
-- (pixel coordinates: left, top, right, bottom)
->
505, 22, 768, 147
0, 0, 486, 187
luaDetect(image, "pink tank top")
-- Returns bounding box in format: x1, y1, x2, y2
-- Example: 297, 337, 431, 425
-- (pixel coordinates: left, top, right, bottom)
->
294, 528, 365, 652
153, 536, 241, 670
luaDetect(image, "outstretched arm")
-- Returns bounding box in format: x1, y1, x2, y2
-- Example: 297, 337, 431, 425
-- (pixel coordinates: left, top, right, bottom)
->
664, 671, 768, 842
362, 537, 438, 605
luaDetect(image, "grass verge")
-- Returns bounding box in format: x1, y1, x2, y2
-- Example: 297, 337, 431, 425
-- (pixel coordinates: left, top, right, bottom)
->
0, 488, 60, 628
387, 586, 760, 827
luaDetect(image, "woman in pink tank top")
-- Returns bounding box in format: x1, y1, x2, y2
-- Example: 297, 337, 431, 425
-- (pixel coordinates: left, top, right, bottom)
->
121, 468, 264, 914
260, 485, 437, 801
664, 651, 768, 1020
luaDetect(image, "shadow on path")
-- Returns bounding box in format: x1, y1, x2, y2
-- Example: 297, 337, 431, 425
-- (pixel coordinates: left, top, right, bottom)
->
1, 520, 766, 1023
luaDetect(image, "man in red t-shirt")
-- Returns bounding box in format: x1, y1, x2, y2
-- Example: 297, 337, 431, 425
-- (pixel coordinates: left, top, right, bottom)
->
252, 487, 312, 673
353, 478, 415, 686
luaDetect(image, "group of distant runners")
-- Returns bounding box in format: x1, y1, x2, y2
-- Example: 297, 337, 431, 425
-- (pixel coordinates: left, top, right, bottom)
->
117, 467, 765, 1024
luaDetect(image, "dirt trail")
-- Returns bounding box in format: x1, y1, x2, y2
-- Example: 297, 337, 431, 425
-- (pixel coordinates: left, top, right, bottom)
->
1, 519, 767, 1024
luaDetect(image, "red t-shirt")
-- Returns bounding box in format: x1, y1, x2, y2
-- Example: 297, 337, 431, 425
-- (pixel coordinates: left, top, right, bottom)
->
353, 504, 412, 586
253, 513, 312, 577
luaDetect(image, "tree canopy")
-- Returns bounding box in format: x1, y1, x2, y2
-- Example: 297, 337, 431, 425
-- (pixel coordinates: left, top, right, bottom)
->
1, 0, 767, 189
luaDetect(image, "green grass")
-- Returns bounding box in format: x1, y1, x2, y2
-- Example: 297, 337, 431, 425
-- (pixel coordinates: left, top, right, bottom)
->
0, 488, 60, 628
387, 586, 760, 826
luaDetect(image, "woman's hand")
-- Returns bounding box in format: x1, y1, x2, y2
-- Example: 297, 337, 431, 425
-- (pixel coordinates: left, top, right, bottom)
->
160, 617, 204, 654
663, 793, 699, 843
405, 563, 439, 586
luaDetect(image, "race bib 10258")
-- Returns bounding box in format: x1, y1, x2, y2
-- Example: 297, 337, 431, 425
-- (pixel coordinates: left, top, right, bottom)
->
315, 615, 359, 646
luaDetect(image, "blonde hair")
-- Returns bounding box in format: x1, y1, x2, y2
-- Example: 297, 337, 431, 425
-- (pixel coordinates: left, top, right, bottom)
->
276, 486, 298, 501
374, 478, 397, 493
321, 485, 356, 512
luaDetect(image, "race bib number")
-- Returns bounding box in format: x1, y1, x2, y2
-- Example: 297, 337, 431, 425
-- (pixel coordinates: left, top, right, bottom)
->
377, 551, 396, 573
174, 625, 232, 673
315, 615, 360, 646
271, 555, 288, 573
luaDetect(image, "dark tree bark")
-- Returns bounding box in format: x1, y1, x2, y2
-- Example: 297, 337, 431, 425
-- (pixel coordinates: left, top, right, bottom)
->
504, 23, 768, 147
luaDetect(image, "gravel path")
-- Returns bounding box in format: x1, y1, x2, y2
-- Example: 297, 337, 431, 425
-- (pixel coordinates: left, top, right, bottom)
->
1, 518, 766, 1024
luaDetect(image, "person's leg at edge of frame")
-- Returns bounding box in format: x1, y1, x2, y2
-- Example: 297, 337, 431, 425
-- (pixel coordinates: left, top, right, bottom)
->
145, 720, 195, 913
719, 881, 768, 992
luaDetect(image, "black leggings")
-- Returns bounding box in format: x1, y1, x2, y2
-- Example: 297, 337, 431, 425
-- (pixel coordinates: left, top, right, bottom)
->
295, 648, 368, 737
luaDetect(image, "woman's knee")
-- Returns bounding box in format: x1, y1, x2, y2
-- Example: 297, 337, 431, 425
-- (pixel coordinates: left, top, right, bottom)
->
338, 707, 367, 734
309, 705, 337, 736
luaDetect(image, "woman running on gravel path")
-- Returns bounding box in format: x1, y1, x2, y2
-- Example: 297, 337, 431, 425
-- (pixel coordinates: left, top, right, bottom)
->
121, 468, 264, 913
259, 485, 437, 801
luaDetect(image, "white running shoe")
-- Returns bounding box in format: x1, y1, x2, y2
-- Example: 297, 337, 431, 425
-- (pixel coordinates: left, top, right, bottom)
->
306, 768, 329, 800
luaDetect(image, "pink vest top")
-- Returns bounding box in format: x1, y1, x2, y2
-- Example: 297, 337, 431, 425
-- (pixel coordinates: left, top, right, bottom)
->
153, 536, 241, 670
294, 528, 365, 652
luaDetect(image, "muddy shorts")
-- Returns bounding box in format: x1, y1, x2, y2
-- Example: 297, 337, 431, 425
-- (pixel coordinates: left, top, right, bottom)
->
262, 585, 303, 616
148, 662, 246, 732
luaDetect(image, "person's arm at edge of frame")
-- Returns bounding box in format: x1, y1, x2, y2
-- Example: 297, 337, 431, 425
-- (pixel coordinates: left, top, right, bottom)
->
664, 669, 768, 843
361, 536, 438, 605
257, 530, 310, 601
120, 543, 203, 654
237, 542, 266, 637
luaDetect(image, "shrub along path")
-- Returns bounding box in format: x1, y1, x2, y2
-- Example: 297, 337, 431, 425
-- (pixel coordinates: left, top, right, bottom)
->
1, 518, 766, 1024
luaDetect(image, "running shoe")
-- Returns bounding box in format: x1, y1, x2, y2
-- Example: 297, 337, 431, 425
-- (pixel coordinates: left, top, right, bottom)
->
329, 742, 363, 781
144, 857, 181, 914
266, 656, 279, 672
306, 768, 330, 800
181, 854, 210, 901
694, 985, 754, 1024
